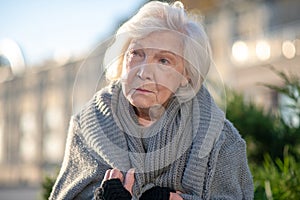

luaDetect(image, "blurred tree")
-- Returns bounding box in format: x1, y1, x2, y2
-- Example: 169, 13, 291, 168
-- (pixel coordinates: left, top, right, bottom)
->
262, 66, 300, 157
226, 89, 279, 163
263, 66, 300, 128
226, 67, 300, 198
226, 67, 300, 163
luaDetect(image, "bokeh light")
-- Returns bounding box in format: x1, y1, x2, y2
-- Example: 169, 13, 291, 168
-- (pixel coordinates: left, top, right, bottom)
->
256, 40, 271, 61
282, 40, 296, 59
232, 41, 249, 62
0, 38, 25, 75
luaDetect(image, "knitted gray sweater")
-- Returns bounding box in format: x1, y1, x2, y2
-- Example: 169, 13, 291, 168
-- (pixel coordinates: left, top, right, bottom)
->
49, 84, 254, 200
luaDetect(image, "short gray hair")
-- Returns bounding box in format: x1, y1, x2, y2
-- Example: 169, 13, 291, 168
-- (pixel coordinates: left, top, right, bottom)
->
104, 1, 212, 102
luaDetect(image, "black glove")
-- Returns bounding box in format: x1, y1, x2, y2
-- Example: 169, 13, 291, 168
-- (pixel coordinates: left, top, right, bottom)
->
94, 179, 132, 200
140, 186, 175, 200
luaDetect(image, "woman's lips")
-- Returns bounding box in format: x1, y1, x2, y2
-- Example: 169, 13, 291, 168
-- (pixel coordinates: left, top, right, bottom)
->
135, 88, 154, 93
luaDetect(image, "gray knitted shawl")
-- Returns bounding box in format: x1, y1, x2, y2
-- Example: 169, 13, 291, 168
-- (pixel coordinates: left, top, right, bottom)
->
49, 83, 254, 200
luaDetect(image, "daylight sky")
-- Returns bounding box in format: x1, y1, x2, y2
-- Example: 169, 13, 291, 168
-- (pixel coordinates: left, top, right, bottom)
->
0, 0, 145, 67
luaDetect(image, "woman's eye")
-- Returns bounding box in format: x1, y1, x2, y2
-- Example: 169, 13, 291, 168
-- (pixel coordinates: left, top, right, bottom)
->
130, 49, 143, 57
159, 58, 170, 65
131, 50, 138, 56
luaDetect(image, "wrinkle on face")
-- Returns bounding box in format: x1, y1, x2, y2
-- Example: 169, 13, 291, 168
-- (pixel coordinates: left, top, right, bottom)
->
121, 31, 188, 121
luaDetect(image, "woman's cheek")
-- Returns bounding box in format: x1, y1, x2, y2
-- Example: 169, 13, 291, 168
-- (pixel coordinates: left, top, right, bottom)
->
155, 72, 181, 92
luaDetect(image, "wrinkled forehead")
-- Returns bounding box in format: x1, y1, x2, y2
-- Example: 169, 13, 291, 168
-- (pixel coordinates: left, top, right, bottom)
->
128, 30, 185, 57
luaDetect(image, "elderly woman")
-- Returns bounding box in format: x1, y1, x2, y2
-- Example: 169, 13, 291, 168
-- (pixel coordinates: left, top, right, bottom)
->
50, 1, 253, 200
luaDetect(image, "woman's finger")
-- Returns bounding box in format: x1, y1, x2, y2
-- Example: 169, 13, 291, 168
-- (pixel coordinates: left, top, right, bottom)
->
169, 192, 183, 200
124, 168, 135, 195
101, 169, 112, 186
103, 169, 111, 181
109, 168, 124, 182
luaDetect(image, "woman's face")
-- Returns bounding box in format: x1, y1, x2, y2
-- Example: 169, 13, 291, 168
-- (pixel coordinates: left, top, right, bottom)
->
122, 31, 187, 109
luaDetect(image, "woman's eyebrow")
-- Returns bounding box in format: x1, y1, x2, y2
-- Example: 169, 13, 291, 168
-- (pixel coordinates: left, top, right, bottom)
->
158, 50, 179, 57
128, 41, 142, 49
129, 41, 180, 57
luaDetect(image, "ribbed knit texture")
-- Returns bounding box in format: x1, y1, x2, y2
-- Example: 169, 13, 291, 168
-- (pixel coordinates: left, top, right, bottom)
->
49, 83, 254, 200
113, 84, 193, 196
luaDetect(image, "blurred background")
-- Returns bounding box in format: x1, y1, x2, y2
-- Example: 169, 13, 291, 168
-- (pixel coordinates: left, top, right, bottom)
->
0, 0, 299, 199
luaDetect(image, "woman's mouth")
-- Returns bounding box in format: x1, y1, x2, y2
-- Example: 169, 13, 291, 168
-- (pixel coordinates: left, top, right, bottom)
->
135, 88, 154, 93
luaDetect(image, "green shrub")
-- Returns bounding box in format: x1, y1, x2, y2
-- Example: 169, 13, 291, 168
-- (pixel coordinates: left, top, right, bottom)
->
41, 174, 56, 200
252, 147, 300, 200
262, 66, 300, 125
262, 66, 300, 158
226, 89, 285, 163
226, 67, 300, 163
225, 67, 300, 199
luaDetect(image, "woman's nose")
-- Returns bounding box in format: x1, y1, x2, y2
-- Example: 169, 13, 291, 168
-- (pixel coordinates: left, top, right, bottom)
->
137, 62, 154, 81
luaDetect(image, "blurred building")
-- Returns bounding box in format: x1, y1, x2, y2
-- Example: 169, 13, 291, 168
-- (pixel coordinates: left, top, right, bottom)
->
0, 41, 108, 186
182, 0, 300, 109
0, 0, 299, 188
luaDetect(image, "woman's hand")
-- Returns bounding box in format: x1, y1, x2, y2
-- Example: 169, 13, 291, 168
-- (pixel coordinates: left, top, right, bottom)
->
102, 169, 182, 200
102, 168, 135, 195
170, 191, 183, 200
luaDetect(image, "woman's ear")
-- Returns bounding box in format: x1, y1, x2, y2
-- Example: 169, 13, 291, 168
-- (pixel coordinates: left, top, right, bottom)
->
180, 67, 190, 86
180, 77, 189, 87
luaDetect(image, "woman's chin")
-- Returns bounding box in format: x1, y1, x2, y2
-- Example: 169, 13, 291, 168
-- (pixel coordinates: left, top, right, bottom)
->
128, 94, 157, 108
130, 101, 155, 109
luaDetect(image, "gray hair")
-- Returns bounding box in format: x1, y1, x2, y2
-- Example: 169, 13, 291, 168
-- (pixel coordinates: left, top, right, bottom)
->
104, 1, 212, 102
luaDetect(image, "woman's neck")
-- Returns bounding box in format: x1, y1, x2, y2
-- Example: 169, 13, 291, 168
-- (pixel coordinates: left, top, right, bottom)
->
134, 105, 166, 126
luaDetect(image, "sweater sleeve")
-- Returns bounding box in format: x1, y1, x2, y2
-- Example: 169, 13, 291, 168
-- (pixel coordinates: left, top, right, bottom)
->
49, 116, 109, 200
208, 122, 254, 200
179, 122, 253, 200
